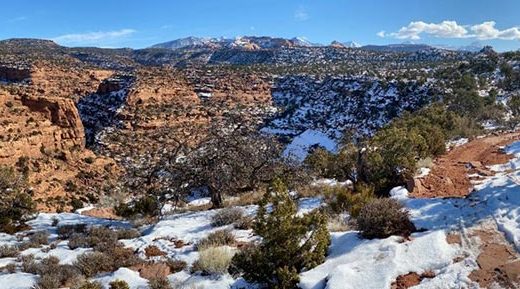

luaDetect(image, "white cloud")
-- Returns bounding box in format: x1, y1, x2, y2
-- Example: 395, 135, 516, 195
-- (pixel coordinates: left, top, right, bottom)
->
384, 20, 520, 41
294, 6, 309, 21
376, 30, 386, 38
471, 21, 520, 40
391, 20, 468, 40
52, 29, 136, 45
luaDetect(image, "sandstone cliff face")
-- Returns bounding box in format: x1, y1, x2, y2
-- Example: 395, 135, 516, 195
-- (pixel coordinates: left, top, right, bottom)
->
0, 93, 85, 162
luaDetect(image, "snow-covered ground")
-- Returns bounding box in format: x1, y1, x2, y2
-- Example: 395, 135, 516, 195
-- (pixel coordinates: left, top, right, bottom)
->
1, 142, 520, 289
300, 140, 520, 289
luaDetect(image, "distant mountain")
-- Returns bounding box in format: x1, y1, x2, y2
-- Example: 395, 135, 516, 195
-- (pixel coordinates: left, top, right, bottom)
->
361, 43, 435, 53
151, 36, 321, 50
433, 42, 484, 52
151, 37, 225, 50
343, 41, 361, 48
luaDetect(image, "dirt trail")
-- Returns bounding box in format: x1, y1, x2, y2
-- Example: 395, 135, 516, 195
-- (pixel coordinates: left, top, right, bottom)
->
411, 131, 520, 198
409, 131, 520, 288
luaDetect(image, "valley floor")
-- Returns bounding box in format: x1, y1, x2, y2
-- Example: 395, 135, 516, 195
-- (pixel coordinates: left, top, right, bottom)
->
1, 134, 520, 289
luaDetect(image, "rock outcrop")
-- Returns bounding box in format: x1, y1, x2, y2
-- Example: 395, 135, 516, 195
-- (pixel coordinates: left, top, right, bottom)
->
0, 64, 32, 82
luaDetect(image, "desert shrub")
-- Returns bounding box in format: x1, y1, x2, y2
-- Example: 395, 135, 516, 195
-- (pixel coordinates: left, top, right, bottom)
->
304, 147, 337, 178
192, 246, 235, 275
211, 207, 244, 227
148, 277, 172, 289
145, 245, 166, 257
0, 166, 36, 232
36, 274, 61, 289
57, 223, 87, 239
229, 179, 330, 289
165, 258, 187, 273
357, 198, 416, 239
70, 198, 84, 211
196, 229, 235, 250
74, 252, 114, 277
304, 143, 358, 180
30, 257, 83, 289
77, 281, 103, 289
28, 231, 49, 246
234, 215, 254, 230
19, 254, 37, 273
115, 228, 141, 239
68, 226, 118, 251
109, 280, 130, 289
67, 233, 90, 250
359, 127, 427, 194
5, 262, 16, 273
115, 196, 160, 218
0, 244, 19, 258
323, 183, 375, 218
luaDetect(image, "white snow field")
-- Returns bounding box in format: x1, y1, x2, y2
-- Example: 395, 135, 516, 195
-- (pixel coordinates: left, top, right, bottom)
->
0, 141, 519, 289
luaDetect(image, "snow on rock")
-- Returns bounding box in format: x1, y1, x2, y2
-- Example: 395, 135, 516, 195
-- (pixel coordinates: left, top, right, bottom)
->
299, 231, 458, 289
389, 186, 409, 201
0, 272, 38, 289
311, 178, 353, 188
169, 271, 240, 289
94, 268, 149, 289
283, 129, 337, 161
446, 138, 468, 149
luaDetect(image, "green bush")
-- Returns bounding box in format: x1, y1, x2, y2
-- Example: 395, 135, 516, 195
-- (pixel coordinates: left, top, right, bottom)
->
115, 196, 160, 218
323, 184, 375, 218
0, 166, 36, 232
357, 198, 416, 239
229, 179, 330, 289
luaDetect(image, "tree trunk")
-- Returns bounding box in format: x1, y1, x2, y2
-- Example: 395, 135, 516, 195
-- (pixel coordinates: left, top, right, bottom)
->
210, 187, 224, 208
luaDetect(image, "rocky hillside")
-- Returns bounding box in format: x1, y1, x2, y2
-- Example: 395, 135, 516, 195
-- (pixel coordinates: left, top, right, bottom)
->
265, 75, 439, 138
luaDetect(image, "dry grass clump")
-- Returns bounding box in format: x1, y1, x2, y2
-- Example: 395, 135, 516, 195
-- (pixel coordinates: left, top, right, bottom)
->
416, 157, 434, 170
0, 244, 19, 258
327, 215, 352, 232
148, 277, 173, 289
192, 246, 235, 275
211, 207, 244, 227
224, 190, 264, 207
196, 229, 235, 251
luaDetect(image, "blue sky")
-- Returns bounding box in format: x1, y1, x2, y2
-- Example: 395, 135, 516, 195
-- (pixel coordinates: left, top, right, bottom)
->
1, 0, 519, 51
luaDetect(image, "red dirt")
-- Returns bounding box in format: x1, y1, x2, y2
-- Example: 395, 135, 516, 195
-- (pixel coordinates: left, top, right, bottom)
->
411, 131, 520, 198
468, 229, 520, 288
391, 271, 435, 289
